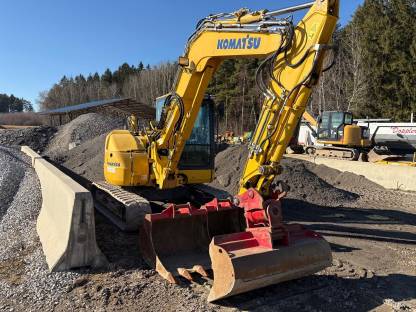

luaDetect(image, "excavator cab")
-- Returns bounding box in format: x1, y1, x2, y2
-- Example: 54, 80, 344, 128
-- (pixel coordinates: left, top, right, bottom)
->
317, 111, 353, 142
317, 111, 370, 147
155, 94, 216, 184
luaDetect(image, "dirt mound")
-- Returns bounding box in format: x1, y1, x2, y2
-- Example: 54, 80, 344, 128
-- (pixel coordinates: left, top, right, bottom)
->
304, 163, 384, 192
208, 145, 360, 205
208, 145, 248, 195
280, 158, 359, 205
0, 126, 56, 152
44, 113, 123, 161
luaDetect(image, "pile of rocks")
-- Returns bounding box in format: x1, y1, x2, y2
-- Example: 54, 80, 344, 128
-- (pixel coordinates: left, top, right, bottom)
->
208, 145, 358, 206
0, 126, 56, 153
44, 113, 124, 162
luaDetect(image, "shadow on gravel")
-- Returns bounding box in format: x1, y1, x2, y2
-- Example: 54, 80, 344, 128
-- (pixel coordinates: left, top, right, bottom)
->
94, 212, 145, 270
283, 198, 416, 246
215, 273, 416, 312
328, 242, 361, 252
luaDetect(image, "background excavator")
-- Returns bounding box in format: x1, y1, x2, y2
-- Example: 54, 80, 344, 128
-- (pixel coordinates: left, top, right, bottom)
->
301, 110, 416, 163
303, 110, 372, 160
93, 0, 339, 302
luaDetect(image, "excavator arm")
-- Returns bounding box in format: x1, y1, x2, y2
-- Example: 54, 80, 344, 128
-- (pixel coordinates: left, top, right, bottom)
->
150, 0, 338, 191
238, 2, 338, 195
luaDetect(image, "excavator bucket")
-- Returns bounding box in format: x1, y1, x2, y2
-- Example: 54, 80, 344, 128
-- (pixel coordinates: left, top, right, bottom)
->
140, 189, 332, 302
139, 200, 242, 282
208, 225, 332, 302
367, 148, 405, 163
207, 189, 332, 302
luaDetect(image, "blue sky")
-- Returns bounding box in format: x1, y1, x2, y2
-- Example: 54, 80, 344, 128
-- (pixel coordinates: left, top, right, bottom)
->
0, 0, 363, 110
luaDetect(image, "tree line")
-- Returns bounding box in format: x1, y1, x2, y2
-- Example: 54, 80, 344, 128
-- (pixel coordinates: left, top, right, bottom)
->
313, 0, 416, 121
38, 0, 416, 133
0, 94, 33, 113
38, 62, 177, 111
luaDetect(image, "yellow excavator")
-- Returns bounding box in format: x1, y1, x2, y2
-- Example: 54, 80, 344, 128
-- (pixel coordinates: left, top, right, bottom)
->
303, 110, 372, 160
93, 0, 339, 302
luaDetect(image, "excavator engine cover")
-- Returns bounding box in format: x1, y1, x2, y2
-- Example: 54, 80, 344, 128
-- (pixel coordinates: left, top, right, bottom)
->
139, 189, 332, 302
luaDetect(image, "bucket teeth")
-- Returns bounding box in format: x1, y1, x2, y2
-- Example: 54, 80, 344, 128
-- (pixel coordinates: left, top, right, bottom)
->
165, 272, 177, 284
192, 265, 208, 277
156, 262, 177, 284
177, 268, 193, 281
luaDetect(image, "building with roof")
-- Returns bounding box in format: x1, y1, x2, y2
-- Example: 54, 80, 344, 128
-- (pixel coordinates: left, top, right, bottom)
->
40, 98, 155, 126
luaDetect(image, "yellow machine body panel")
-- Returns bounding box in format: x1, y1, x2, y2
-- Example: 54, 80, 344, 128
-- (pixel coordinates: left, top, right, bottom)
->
177, 169, 213, 185
318, 124, 371, 147
104, 130, 150, 186
343, 125, 363, 146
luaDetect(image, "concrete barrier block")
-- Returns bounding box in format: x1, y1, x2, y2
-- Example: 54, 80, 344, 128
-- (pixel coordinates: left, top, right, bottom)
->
21, 145, 43, 166
29, 153, 106, 271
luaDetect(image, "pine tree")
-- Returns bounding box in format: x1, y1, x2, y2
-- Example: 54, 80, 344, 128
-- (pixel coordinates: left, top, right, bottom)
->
101, 68, 113, 84
352, 0, 416, 120
138, 61, 144, 71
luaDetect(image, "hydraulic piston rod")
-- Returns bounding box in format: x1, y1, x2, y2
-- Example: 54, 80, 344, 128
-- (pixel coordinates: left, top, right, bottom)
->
264, 2, 315, 18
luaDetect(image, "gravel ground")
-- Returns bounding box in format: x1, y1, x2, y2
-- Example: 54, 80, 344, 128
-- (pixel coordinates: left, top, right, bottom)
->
1, 125, 415, 311
0, 146, 80, 312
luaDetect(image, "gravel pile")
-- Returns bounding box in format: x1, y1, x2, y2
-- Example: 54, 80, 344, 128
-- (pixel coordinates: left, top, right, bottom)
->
0, 149, 26, 216
208, 145, 358, 206
44, 113, 124, 162
0, 126, 56, 153
61, 133, 107, 182
0, 146, 80, 312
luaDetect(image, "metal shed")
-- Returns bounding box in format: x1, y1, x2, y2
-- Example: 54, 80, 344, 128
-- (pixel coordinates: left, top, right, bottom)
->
40, 98, 155, 126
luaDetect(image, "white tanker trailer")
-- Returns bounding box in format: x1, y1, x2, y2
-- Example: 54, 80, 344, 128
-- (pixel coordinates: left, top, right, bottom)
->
356, 122, 416, 154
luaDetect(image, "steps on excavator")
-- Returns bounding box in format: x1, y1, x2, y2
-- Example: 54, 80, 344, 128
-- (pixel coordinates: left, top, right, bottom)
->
92, 181, 151, 231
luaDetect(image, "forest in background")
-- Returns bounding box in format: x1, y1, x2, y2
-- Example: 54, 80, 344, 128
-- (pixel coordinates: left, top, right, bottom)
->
0, 94, 33, 113
37, 0, 416, 133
